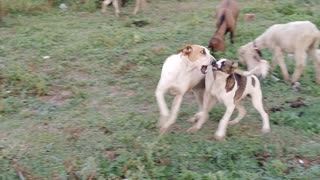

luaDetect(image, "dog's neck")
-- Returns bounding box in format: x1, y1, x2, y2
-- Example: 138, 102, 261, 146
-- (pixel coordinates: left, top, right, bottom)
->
212, 70, 232, 86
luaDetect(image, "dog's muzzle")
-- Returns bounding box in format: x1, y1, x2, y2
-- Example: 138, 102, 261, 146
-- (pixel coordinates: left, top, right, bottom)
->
211, 60, 218, 71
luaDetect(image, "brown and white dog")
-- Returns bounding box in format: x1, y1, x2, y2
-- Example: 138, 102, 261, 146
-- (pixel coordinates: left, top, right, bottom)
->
102, 0, 146, 17
208, 0, 240, 52
155, 45, 216, 134
187, 59, 270, 140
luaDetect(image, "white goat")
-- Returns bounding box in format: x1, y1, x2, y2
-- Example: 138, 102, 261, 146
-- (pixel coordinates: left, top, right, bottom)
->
238, 21, 320, 83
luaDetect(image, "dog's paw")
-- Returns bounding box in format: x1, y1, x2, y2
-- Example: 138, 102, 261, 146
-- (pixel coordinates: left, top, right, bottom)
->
159, 124, 172, 135
186, 116, 197, 123
214, 134, 226, 141
228, 120, 239, 125
261, 128, 271, 134
158, 116, 169, 127
159, 127, 169, 135
186, 126, 200, 133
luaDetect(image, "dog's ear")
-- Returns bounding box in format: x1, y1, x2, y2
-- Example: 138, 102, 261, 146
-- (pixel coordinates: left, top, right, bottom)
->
232, 61, 238, 68
178, 45, 193, 56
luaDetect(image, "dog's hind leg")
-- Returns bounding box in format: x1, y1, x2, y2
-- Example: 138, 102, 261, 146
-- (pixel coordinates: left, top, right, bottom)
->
155, 87, 170, 128
187, 80, 205, 123
228, 102, 246, 125
160, 93, 184, 134
187, 88, 204, 123
250, 88, 270, 133
187, 93, 217, 133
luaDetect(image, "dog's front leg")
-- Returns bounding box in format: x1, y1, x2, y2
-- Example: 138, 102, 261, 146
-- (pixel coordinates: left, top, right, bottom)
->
155, 89, 170, 128
160, 94, 184, 134
214, 105, 235, 141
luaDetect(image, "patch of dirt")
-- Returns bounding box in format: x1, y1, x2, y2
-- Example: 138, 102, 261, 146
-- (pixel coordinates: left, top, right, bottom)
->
268, 97, 307, 113
114, 62, 137, 75
64, 127, 85, 141
66, 70, 91, 82
291, 155, 320, 168
254, 147, 271, 168
286, 97, 307, 108
30, 124, 62, 134
64, 159, 81, 179
39, 86, 73, 106
268, 105, 285, 113
12, 162, 41, 180
103, 147, 125, 161
156, 157, 172, 166
99, 127, 112, 134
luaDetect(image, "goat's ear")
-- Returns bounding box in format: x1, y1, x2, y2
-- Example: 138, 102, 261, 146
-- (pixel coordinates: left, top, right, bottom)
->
232, 61, 238, 68
178, 45, 193, 56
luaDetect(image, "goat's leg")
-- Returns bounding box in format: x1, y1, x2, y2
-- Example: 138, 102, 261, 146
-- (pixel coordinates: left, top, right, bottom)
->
274, 48, 290, 81
291, 51, 307, 83
309, 47, 320, 84
230, 31, 234, 44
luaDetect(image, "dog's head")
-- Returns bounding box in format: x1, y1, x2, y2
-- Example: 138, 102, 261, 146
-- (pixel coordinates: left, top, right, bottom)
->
238, 42, 262, 65
212, 59, 238, 74
208, 36, 225, 52
178, 45, 216, 74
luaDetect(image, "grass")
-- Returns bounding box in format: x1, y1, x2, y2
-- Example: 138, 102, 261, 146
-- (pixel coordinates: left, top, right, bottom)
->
1, 0, 320, 179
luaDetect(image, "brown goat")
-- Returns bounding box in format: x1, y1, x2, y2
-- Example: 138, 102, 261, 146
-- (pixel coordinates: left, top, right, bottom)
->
208, 0, 240, 52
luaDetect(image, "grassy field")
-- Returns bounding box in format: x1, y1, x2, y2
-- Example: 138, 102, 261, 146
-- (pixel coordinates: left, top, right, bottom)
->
1, 0, 320, 179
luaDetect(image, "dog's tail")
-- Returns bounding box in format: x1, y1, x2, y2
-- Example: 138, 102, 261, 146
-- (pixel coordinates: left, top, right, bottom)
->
235, 59, 270, 78
258, 59, 270, 78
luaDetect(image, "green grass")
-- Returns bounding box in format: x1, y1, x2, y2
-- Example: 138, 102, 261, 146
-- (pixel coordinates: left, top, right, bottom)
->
1, 0, 320, 179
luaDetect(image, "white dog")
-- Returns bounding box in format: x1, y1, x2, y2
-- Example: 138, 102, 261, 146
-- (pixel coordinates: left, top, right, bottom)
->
155, 45, 216, 134
187, 59, 270, 140
102, 0, 146, 17
238, 21, 320, 83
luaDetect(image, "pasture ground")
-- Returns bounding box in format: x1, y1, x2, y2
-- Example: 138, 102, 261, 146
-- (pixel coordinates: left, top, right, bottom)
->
1, 0, 320, 179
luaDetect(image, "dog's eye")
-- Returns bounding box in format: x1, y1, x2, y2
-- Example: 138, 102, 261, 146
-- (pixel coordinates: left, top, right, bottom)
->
200, 49, 206, 55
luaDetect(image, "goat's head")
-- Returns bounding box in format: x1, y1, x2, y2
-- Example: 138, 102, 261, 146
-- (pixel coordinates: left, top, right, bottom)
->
208, 36, 226, 52
238, 42, 263, 65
